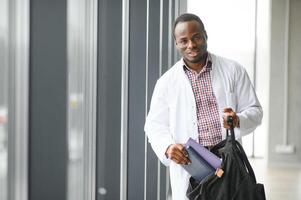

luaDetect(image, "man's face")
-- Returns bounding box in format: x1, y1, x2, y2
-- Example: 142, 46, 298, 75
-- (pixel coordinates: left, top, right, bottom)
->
174, 20, 208, 65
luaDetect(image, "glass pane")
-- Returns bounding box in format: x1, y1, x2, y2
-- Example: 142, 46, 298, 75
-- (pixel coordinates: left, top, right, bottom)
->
0, 0, 9, 199
67, 0, 97, 199
188, 0, 255, 78
67, 0, 85, 199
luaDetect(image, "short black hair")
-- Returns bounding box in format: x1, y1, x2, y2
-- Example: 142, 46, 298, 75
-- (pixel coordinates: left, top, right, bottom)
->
173, 13, 206, 37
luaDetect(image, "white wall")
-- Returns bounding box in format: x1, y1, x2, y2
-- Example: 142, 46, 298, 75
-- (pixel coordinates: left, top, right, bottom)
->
268, 0, 301, 166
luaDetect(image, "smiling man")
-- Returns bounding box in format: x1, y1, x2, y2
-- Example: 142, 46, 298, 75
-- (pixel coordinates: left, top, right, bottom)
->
144, 13, 263, 200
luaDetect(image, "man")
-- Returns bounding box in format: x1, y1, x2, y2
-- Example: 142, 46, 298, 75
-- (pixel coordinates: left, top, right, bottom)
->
144, 13, 262, 200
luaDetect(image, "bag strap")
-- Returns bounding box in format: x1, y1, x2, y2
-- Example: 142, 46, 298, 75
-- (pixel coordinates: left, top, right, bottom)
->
210, 117, 235, 153
226, 128, 236, 145
226, 116, 257, 183
235, 141, 257, 183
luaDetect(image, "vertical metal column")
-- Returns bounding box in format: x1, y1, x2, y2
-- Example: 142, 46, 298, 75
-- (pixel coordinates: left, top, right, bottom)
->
121, 0, 129, 199
251, 0, 258, 158
144, 1, 150, 200
7, 0, 29, 200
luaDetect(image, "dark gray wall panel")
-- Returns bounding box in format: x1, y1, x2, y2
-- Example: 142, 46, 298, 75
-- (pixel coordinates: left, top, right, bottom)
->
127, 0, 147, 199
96, 0, 122, 199
161, 0, 170, 74
159, 1, 171, 198
146, 0, 161, 199
29, 0, 67, 200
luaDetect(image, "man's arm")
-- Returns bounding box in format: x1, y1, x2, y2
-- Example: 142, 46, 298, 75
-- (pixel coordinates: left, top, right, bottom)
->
144, 80, 175, 166
145, 80, 191, 166
233, 66, 263, 136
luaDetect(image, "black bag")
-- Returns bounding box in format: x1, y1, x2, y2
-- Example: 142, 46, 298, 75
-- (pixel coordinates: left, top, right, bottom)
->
186, 119, 266, 200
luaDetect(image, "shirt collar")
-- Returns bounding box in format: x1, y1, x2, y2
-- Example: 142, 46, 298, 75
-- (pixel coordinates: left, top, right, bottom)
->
182, 53, 212, 74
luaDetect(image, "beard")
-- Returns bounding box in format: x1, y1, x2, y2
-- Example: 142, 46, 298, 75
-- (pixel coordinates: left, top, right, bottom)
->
185, 44, 208, 63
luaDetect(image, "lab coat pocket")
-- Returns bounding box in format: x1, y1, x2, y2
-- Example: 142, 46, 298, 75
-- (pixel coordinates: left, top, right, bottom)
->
226, 92, 237, 111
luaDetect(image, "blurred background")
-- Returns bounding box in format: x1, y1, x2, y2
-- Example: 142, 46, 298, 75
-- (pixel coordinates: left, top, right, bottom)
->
0, 0, 300, 200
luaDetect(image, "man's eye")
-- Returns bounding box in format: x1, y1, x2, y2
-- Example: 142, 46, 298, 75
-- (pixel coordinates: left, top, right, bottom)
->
179, 40, 187, 45
194, 35, 202, 40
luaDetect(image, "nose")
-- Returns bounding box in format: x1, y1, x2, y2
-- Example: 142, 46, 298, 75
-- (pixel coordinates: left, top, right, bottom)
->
187, 39, 197, 49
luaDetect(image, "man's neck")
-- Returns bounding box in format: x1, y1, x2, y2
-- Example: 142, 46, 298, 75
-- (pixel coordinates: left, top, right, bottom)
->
187, 61, 205, 73
184, 54, 208, 73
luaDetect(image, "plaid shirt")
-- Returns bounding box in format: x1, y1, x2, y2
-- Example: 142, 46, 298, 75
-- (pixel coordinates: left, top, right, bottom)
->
184, 56, 222, 146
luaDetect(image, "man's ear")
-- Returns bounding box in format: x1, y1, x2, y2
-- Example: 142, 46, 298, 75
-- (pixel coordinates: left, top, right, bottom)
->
173, 36, 178, 45
203, 30, 208, 40
175, 42, 180, 50
174, 38, 179, 47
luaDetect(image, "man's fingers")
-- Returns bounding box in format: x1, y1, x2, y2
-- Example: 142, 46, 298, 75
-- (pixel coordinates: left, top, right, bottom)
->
223, 121, 231, 129
223, 107, 233, 113
169, 154, 190, 165
177, 144, 189, 157
223, 107, 240, 128
166, 144, 191, 164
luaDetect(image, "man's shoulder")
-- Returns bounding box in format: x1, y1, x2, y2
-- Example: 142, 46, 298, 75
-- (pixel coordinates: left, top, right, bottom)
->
211, 53, 241, 67
211, 53, 245, 73
152, 60, 183, 96
157, 60, 183, 83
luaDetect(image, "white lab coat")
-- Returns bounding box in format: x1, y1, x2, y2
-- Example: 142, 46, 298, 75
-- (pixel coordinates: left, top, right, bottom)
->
144, 53, 263, 200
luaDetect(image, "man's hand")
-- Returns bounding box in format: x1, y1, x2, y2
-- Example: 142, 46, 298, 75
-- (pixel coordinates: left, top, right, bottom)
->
223, 108, 240, 129
165, 144, 191, 165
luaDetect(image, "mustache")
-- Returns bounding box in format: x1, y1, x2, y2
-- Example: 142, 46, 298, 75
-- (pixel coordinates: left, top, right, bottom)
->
188, 44, 207, 52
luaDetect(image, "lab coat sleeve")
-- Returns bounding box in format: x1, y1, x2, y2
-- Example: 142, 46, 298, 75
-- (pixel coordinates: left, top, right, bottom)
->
144, 79, 174, 166
235, 66, 263, 137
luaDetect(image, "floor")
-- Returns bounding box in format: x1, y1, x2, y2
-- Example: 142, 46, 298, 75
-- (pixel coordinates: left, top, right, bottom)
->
250, 158, 301, 200
1, 151, 301, 200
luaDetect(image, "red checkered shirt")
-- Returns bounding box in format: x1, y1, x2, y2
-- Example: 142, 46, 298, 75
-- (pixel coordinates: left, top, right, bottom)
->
184, 56, 222, 146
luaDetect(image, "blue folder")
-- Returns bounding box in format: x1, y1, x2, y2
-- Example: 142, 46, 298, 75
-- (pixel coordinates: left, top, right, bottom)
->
182, 138, 222, 182
183, 146, 215, 182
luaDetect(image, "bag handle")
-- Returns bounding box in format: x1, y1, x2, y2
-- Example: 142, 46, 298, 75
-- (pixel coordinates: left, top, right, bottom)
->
210, 117, 235, 154
226, 116, 235, 143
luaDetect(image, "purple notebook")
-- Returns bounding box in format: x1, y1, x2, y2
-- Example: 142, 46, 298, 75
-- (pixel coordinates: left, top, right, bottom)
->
185, 138, 221, 169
